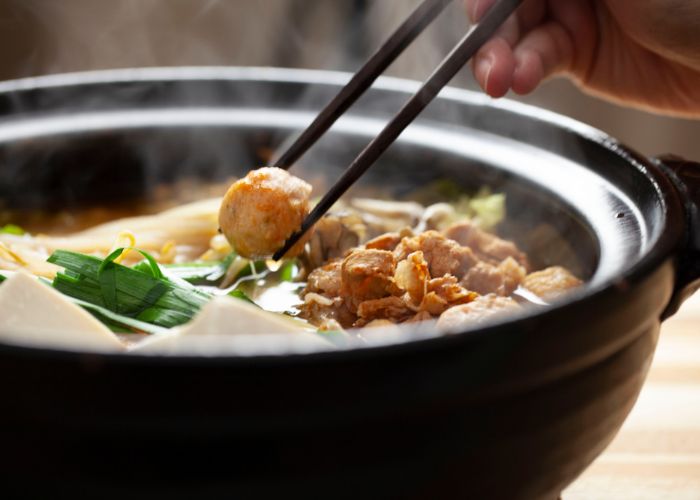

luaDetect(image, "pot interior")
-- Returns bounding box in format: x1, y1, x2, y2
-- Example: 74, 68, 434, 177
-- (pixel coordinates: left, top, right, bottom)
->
0, 68, 664, 301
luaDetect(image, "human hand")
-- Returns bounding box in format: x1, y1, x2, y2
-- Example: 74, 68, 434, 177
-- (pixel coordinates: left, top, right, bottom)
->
465, 0, 700, 116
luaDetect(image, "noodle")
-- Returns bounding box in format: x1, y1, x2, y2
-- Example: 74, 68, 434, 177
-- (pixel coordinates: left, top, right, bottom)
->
0, 198, 222, 275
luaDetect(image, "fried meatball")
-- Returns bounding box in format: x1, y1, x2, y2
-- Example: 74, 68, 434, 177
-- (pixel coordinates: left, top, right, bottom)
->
219, 167, 312, 259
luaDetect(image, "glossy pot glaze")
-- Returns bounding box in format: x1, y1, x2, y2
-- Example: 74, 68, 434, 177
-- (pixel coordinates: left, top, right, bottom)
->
0, 68, 698, 500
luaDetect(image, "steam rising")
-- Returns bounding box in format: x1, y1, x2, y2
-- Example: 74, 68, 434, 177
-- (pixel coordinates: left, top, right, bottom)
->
4, 1, 349, 76
0, 1, 615, 288
0, 0, 481, 221
1, 1, 472, 81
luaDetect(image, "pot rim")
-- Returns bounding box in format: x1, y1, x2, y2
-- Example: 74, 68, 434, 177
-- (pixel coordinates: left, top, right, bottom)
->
0, 66, 688, 364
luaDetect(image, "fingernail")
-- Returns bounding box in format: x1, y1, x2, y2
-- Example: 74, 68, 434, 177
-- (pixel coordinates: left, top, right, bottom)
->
476, 57, 493, 90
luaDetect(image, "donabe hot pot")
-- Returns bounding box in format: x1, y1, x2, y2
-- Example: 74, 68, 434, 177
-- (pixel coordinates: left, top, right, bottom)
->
0, 68, 698, 500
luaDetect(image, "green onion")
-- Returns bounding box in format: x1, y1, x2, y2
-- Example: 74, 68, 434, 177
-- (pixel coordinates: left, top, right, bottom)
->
71, 297, 168, 335
98, 248, 123, 311
204, 252, 237, 283
136, 306, 191, 325
0, 224, 25, 236
234, 260, 268, 281
0, 273, 6, 284
159, 253, 255, 286
48, 249, 212, 329
39, 274, 167, 335
228, 289, 259, 307
279, 260, 298, 282
131, 250, 165, 279
161, 262, 223, 283
12, 271, 169, 335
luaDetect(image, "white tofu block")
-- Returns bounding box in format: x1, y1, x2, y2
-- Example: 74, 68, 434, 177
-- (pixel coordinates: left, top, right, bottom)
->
132, 296, 332, 356
0, 272, 125, 352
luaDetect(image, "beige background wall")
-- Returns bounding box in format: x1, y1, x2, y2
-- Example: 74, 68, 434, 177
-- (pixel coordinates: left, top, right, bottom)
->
0, 0, 698, 160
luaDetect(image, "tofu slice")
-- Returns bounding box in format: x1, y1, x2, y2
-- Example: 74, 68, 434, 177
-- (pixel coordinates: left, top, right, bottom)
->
132, 296, 332, 356
0, 272, 125, 352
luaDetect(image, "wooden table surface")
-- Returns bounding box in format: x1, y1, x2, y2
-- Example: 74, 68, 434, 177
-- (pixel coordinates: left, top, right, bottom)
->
565, 293, 700, 499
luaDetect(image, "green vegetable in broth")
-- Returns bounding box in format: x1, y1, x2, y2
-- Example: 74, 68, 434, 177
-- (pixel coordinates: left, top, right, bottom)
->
0, 179, 560, 352
71, 297, 169, 335
127, 249, 165, 280
203, 252, 237, 283
228, 289, 259, 307
0, 224, 24, 236
279, 260, 298, 282
159, 262, 224, 284
48, 250, 211, 329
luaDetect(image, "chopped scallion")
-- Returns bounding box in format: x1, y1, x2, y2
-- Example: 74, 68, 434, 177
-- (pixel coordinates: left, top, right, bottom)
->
161, 262, 222, 283
228, 289, 259, 307
279, 260, 298, 282
235, 260, 268, 281
204, 252, 237, 283
71, 297, 169, 335
48, 249, 212, 329
159, 253, 258, 286
98, 248, 123, 311
131, 250, 165, 279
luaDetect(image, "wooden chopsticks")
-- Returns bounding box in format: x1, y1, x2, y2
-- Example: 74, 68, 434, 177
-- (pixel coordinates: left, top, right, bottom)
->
273, 0, 454, 170
273, 0, 524, 260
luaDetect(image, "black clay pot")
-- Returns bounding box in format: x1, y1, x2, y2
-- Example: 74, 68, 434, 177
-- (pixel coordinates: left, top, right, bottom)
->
0, 68, 698, 500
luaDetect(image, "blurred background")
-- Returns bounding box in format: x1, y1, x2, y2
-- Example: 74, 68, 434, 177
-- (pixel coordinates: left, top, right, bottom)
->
0, 0, 699, 159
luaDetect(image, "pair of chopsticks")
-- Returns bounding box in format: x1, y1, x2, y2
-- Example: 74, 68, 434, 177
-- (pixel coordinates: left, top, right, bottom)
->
272, 0, 524, 260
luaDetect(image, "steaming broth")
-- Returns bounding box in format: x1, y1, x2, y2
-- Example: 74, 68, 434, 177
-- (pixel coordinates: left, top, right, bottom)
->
0, 172, 582, 354
0, 178, 237, 235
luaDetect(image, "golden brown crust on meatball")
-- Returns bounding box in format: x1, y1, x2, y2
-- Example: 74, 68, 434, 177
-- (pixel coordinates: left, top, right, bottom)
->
219, 167, 312, 259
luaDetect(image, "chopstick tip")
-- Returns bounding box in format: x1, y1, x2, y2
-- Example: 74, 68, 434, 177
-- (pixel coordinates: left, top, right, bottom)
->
272, 232, 301, 261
